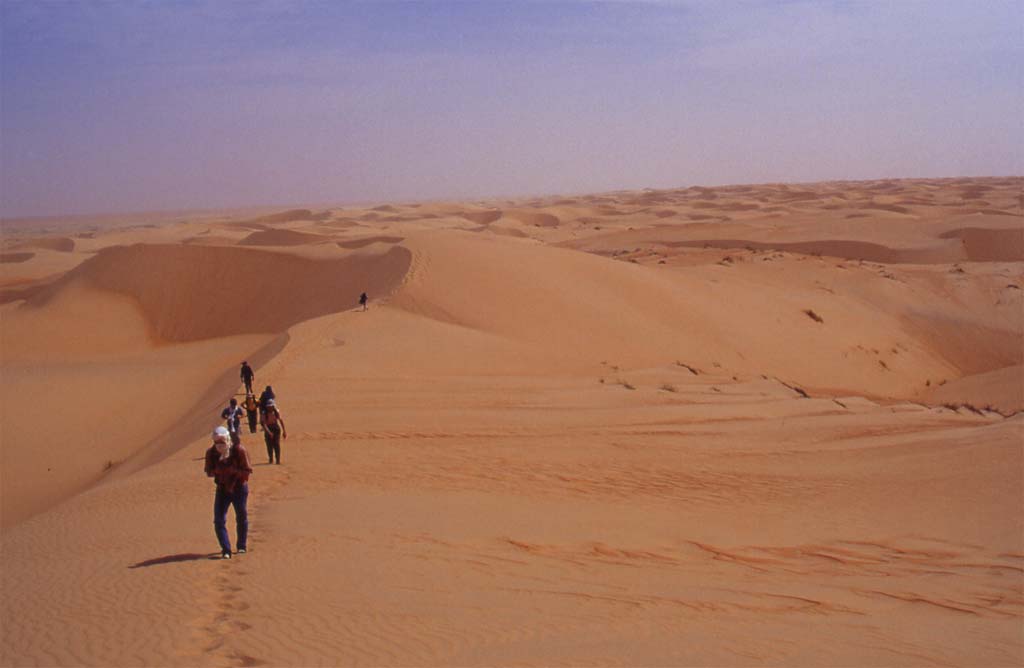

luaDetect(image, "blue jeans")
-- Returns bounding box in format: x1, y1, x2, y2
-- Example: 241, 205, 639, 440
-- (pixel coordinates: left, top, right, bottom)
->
213, 483, 248, 555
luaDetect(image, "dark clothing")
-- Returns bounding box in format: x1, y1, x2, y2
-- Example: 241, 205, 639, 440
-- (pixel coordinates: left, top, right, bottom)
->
264, 424, 282, 464
240, 364, 254, 394
258, 389, 275, 415
222, 405, 244, 435
214, 483, 248, 555
243, 395, 259, 433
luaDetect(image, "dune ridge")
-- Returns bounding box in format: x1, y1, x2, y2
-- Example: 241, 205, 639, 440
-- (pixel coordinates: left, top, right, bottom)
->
1, 176, 1021, 667
28, 243, 412, 342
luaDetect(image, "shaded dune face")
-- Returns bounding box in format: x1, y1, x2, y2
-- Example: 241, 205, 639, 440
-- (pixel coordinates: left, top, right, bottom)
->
29, 243, 412, 342
460, 211, 503, 225
336, 236, 405, 249
11, 236, 75, 252
0, 252, 34, 263
939, 227, 1024, 262
238, 228, 333, 246
248, 208, 328, 224
508, 211, 560, 227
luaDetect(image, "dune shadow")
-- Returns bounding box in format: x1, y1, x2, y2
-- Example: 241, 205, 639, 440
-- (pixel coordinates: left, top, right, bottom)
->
129, 553, 218, 569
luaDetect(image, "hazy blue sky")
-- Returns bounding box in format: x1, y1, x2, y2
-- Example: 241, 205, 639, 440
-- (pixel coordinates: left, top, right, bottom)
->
1, 1, 1020, 217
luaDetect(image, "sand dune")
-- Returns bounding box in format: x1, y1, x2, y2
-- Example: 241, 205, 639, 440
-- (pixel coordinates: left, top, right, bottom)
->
1, 176, 1021, 667
459, 210, 503, 225
664, 238, 966, 263
27, 243, 412, 342
0, 252, 34, 263
939, 226, 1024, 261
182, 233, 243, 246
390, 230, 963, 398
10, 236, 76, 252
918, 364, 1024, 415
246, 208, 324, 224
238, 228, 333, 246
336, 235, 405, 249
505, 210, 560, 227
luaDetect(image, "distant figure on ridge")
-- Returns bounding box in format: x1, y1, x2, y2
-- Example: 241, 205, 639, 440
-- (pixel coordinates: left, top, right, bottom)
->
243, 392, 260, 434
240, 361, 255, 394
359, 292, 368, 311
204, 426, 252, 559
221, 398, 244, 446
261, 398, 287, 465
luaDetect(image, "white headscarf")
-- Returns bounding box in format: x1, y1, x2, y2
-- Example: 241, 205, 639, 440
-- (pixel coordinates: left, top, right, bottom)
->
213, 427, 231, 461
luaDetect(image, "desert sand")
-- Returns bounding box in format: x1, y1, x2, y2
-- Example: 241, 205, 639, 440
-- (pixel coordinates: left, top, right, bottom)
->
1, 177, 1021, 666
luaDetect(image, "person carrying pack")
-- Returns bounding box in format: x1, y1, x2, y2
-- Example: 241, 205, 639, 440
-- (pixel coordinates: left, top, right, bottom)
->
243, 392, 259, 434
221, 398, 245, 446
261, 398, 287, 465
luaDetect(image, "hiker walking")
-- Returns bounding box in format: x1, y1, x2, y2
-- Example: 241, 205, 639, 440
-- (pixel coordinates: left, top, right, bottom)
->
243, 392, 259, 434
258, 385, 275, 416
221, 398, 245, 446
240, 361, 255, 394
359, 292, 368, 311
204, 426, 252, 559
261, 398, 287, 465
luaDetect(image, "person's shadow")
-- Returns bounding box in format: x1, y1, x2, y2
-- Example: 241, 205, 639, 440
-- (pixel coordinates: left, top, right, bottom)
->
128, 553, 221, 568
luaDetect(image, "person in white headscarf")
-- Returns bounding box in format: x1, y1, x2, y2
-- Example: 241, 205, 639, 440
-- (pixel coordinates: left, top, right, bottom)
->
204, 426, 252, 559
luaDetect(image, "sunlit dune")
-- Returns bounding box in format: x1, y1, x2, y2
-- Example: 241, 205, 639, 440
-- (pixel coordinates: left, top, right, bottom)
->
1, 176, 1021, 667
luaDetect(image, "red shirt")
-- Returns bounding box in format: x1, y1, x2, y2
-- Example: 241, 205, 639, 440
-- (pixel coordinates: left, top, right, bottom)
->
204, 444, 252, 491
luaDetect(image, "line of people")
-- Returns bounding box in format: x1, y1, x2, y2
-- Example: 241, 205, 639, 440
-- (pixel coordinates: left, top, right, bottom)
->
203, 361, 288, 560
221, 384, 287, 464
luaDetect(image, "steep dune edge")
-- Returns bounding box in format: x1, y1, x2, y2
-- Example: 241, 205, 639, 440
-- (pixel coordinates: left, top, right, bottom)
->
29, 243, 412, 342
1, 243, 412, 526
938, 227, 1024, 262
106, 333, 290, 483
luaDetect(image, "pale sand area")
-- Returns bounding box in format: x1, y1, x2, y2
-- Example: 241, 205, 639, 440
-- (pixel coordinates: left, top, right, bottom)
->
1, 177, 1021, 666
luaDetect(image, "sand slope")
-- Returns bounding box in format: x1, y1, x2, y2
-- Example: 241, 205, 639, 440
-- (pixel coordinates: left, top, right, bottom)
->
1, 177, 1022, 666
32, 243, 412, 342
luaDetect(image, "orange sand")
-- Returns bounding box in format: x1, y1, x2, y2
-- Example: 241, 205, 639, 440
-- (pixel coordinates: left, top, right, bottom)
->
1, 177, 1022, 666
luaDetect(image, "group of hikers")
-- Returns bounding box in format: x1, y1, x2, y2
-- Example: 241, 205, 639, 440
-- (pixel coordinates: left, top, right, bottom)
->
202, 293, 368, 560
203, 361, 287, 559
221, 362, 287, 463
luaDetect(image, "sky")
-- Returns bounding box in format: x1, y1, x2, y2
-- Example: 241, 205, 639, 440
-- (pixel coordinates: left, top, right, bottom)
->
1, 1, 1021, 217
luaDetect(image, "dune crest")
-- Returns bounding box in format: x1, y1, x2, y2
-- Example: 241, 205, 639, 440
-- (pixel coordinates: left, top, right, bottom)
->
29, 243, 412, 342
